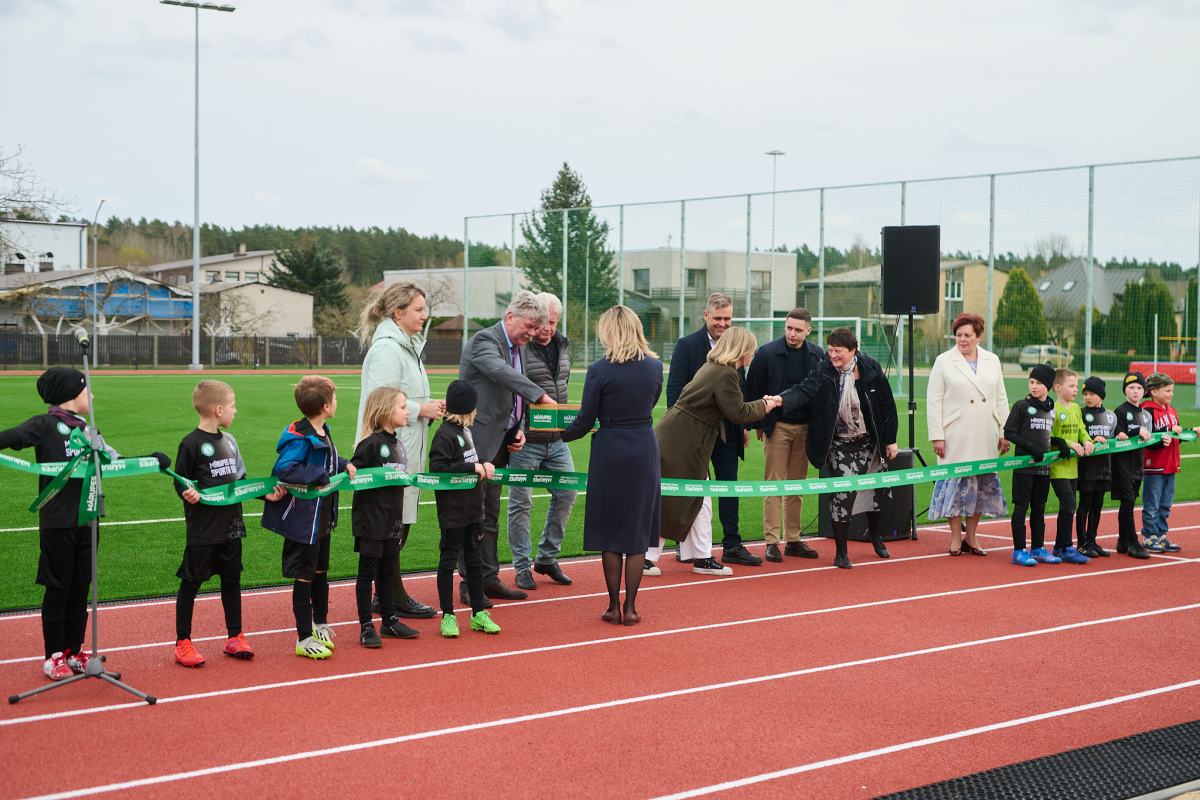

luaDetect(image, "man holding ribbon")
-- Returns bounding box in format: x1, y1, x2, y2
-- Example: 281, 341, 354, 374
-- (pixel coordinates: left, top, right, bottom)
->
458, 291, 554, 603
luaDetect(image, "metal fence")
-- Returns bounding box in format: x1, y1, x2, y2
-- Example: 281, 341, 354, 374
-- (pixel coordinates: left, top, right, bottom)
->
463, 156, 1200, 401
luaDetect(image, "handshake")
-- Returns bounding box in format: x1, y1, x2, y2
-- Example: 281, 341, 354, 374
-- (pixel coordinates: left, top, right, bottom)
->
762, 395, 783, 413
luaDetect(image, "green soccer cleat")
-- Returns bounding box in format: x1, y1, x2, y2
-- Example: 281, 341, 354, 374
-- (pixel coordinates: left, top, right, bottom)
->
295, 636, 332, 660
470, 610, 501, 634
312, 623, 337, 650
440, 614, 460, 638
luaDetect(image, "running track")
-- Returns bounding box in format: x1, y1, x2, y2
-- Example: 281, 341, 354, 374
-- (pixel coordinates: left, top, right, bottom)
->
2, 504, 1198, 800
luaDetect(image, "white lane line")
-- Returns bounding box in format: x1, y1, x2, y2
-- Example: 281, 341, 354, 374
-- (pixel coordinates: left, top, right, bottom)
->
646, 678, 1200, 800
13, 607, 1200, 800
3, 563, 1194, 727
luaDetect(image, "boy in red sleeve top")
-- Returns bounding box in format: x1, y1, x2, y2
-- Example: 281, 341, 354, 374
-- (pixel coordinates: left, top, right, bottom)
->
1141, 372, 1185, 553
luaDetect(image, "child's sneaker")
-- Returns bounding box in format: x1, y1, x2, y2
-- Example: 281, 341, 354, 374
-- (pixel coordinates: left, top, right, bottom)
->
43, 652, 72, 681
1012, 550, 1037, 566
359, 623, 382, 648
470, 610, 501, 634
379, 619, 420, 639
1158, 536, 1182, 552
1030, 547, 1062, 564
66, 650, 92, 674
311, 623, 337, 650
295, 636, 332, 660
174, 639, 206, 668
1143, 535, 1165, 553
1054, 546, 1091, 564
441, 614, 460, 638
223, 633, 254, 659
643, 560, 661, 576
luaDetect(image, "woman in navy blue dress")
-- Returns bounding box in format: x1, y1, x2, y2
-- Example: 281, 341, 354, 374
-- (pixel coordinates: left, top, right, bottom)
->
563, 305, 663, 626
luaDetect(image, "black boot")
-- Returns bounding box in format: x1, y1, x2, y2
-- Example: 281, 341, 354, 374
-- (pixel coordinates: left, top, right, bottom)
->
867, 511, 889, 559
832, 522, 852, 569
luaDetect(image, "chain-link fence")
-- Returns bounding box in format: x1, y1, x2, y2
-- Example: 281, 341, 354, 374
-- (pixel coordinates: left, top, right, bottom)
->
463, 156, 1200, 402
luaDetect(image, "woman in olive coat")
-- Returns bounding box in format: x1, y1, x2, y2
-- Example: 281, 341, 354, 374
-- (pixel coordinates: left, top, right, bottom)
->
656, 327, 776, 546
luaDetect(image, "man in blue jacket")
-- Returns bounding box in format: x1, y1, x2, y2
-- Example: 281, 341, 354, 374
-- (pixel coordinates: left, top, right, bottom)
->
666, 293, 761, 567
744, 308, 824, 562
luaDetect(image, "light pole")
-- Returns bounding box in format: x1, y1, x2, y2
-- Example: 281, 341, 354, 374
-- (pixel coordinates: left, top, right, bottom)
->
91, 199, 105, 335
764, 150, 784, 319
161, 0, 235, 370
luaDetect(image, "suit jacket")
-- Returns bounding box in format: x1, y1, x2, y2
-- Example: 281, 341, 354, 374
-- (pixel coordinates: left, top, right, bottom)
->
459, 321, 546, 463
925, 346, 1009, 465
743, 335, 824, 436
667, 325, 745, 459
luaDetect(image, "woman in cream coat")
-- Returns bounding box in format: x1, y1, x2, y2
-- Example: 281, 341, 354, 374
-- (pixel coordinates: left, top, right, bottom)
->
926, 313, 1010, 555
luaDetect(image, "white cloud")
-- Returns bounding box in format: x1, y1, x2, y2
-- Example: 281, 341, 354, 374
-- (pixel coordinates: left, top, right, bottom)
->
252, 190, 280, 206
353, 157, 434, 186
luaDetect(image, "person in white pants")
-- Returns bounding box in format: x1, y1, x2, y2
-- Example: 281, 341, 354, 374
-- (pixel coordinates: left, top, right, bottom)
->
644, 496, 732, 576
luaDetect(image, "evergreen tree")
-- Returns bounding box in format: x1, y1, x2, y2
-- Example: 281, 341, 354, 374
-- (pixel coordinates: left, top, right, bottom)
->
994, 267, 1047, 347
519, 163, 618, 332
268, 240, 349, 311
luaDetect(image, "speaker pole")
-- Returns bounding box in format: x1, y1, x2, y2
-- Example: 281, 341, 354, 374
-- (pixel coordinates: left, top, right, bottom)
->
907, 310, 926, 541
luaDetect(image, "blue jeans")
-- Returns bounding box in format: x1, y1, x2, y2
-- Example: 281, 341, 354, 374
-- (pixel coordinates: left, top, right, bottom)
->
505, 439, 578, 572
1141, 472, 1175, 540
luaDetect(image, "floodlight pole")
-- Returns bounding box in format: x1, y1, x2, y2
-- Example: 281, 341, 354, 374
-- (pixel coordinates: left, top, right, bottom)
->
765, 151, 784, 318
91, 199, 104, 335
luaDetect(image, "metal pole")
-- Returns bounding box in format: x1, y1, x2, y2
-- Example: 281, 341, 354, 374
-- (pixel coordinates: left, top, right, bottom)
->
745, 194, 752, 325
987, 175, 996, 353
896, 316, 906, 396
769, 162, 778, 319
462, 218, 469, 353
900, 181, 906, 225
679, 201, 686, 340
1085, 166, 1095, 377
818, 188, 826, 345
562, 208, 569, 337
1194, 189, 1200, 409
510, 213, 516, 300
190, 5, 202, 370
1154, 314, 1159, 372
91, 199, 104, 335
585, 237, 590, 362
618, 205, 625, 307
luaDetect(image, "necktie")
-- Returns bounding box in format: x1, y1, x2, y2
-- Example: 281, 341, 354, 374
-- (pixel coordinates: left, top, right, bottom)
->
511, 345, 523, 425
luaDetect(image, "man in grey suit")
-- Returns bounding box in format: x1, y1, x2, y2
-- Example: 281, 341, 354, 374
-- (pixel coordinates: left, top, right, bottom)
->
458, 291, 554, 602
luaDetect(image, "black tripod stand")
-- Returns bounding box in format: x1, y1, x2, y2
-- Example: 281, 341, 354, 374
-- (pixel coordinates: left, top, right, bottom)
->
905, 311, 927, 541
9, 332, 156, 705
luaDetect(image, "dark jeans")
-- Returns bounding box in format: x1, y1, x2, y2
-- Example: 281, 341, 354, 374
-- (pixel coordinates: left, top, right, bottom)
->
1011, 472, 1051, 551
711, 436, 741, 549
1050, 478, 1077, 550
458, 427, 516, 586
441, 523, 487, 615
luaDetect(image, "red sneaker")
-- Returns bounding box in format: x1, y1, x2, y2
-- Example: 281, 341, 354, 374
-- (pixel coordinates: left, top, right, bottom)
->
66, 650, 92, 674
174, 639, 206, 668
223, 633, 254, 660
43, 652, 72, 681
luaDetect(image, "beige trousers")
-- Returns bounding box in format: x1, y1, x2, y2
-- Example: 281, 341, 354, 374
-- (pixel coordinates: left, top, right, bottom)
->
762, 422, 810, 544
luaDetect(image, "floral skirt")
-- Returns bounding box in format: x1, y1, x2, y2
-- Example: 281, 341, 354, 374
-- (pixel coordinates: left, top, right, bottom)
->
927, 474, 1008, 520
826, 435, 892, 523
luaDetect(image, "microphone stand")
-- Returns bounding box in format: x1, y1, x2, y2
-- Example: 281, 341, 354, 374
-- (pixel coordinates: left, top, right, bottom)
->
10, 335, 156, 705
907, 311, 926, 541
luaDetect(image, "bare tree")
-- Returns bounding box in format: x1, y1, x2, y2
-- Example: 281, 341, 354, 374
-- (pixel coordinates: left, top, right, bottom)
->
200, 291, 278, 336
0, 145, 75, 254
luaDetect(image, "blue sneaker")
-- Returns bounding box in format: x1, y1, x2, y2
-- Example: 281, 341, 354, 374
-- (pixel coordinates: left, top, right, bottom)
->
1012, 550, 1037, 566
1054, 546, 1091, 564
1143, 535, 1165, 554
1030, 547, 1062, 564
1158, 536, 1182, 552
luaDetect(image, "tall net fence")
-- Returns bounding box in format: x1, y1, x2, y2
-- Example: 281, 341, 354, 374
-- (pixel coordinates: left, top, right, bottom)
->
462, 156, 1200, 403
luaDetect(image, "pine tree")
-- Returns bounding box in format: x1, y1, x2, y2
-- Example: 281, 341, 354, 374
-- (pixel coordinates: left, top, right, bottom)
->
994, 267, 1047, 348
268, 239, 349, 311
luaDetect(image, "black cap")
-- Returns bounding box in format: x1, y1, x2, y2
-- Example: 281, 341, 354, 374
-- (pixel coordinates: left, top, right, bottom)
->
445, 380, 478, 415
1082, 375, 1105, 400
1123, 371, 1146, 391
36, 367, 86, 407
1029, 363, 1056, 391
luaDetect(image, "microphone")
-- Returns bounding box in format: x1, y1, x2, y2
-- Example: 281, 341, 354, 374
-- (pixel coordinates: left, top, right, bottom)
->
74, 328, 91, 349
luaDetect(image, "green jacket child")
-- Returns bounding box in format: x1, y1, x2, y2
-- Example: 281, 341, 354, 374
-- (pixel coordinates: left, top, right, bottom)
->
1050, 393, 1092, 480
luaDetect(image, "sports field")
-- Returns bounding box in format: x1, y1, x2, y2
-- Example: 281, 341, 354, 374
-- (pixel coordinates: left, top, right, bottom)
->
1, 370, 1198, 611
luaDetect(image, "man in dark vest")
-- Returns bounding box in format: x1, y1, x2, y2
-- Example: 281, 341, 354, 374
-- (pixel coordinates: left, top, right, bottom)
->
507, 293, 577, 591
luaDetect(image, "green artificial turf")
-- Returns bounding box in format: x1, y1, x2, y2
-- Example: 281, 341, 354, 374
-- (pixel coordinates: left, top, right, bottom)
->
1, 371, 1197, 610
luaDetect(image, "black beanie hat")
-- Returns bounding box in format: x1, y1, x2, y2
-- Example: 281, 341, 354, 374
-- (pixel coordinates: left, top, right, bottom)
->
445, 380, 478, 416
1123, 371, 1146, 391
36, 367, 86, 406
1082, 375, 1106, 400
1029, 363, 1056, 391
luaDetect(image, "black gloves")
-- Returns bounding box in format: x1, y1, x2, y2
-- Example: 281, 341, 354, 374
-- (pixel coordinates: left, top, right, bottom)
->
150, 452, 171, 470
1050, 437, 1070, 459
1028, 449, 1044, 464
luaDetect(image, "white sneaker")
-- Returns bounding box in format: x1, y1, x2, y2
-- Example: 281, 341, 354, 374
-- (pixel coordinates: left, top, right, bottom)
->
43, 652, 71, 681
693, 557, 733, 576
312, 623, 337, 650
295, 636, 332, 660
642, 560, 661, 576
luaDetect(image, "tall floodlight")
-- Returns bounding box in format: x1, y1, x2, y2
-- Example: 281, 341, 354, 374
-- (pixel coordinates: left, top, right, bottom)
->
160, 0, 235, 370
764, 150, 785, 318
91, 199, 105, 334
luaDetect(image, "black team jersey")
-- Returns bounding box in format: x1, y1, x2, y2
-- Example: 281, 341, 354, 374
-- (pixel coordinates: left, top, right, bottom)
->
174, 429, 248, 546
1003, 395, 1057, 476
350, 430, 408, 541
1111, 401, 1154, 484
1079, 406, 1118, 483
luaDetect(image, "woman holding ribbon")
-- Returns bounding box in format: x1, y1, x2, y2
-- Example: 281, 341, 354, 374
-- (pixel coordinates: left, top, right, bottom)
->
356, 281, 446, 619
773, 327, 898, 569
926, 313, 1009, 556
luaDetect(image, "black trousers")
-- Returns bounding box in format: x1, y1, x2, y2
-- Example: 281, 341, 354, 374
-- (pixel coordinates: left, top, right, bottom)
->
459, 427, 516, 586
1011, 472, 1051, 551
1112, 476, 1142, 547
38, 525, 93, 660
442, 523, 487, 615
1050, 478, 1078, 550
1076, 487, 1106, 548
711, 436, 741, 549
356, 552, 396, 626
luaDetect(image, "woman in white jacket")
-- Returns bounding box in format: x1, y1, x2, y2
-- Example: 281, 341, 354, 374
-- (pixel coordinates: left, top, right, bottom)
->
926, 313, 1010, 555
356, 281, 446, 617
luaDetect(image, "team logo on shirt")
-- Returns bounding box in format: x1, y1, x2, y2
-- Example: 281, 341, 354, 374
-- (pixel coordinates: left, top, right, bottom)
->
457, 435, 465, 447
1027, 406, 1037, 415
1059, 412, 1067, 421
380, 444, 390, 457
1127, 412, 1134, 421
200, 442, 215, 457
56, 421, 70, 435
1085, 413, 1094, 423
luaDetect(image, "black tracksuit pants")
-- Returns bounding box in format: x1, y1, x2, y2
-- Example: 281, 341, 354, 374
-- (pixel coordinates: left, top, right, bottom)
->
1010, 472, 1051, 551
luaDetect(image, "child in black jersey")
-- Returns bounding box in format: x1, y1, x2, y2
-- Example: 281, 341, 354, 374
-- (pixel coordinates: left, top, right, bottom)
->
1111, 372, 1153, 559
351, 386, 420, 647
1076, 376, 1117, 558
429, 380, 501, 638
0, 367, 167, 682
1004, 364, 1069, 566
172, 380, 285, 668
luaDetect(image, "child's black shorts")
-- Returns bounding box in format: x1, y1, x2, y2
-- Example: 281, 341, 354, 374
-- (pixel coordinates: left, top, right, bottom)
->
176, 539, 243, 583
353, 536, 402, 559
282, 536, 331, 580
36, 526, 93, 589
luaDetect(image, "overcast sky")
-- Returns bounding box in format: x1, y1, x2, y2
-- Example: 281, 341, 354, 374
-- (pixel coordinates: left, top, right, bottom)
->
4, 0, 1199, 243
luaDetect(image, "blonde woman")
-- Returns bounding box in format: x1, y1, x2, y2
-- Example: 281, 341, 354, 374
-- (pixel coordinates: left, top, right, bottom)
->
654, 327, 777, 574
562, 306, 663, 626
356, 281, 445, 619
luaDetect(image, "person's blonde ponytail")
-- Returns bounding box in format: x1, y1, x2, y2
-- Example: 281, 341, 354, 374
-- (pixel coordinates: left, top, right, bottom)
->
358, 281, 425, 349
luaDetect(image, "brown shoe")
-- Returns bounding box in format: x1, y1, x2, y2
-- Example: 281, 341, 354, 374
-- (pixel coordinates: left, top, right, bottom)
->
483, 581, 528, 600
784, 541, 819, 559
459, 585, 493, 609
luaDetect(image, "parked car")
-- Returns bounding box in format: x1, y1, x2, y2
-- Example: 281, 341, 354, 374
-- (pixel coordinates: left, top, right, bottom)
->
1019, 344, 1073, 369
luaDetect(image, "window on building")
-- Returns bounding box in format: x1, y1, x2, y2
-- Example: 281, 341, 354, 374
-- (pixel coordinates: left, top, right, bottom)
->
1062, 280, 1075, 291
633, 269, 649, 293
1039, 280, 1052, 291
225, 270, 240, 282
38, 252, 54, 272
751, 271, 771, 290
244, 271, 259, 283
944, 278, 963, 301
687, 269, 707, 292
205, 271, 219, 283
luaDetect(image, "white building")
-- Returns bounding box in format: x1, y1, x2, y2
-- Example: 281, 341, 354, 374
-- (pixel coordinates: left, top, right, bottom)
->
191, 281, 314, 337
381, 265, 509, 319
141, 245, 278, 286
1, 218, 89, 273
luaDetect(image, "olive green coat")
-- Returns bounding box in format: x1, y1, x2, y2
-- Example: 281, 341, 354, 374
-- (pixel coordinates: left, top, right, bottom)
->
656, 362, 768, 542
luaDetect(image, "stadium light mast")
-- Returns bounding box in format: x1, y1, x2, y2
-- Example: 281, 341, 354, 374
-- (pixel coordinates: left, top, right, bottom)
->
160, 0, 236, 370
91, 198, 104, 335
764, 150, 785, 316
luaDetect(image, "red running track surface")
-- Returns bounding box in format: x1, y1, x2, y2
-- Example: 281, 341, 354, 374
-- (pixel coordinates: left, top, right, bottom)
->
1, 502, 1198, 800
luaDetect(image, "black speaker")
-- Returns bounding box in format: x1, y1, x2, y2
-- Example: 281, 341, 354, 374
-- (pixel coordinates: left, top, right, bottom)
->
817, 449, 913, 542
881, 225, 940, 314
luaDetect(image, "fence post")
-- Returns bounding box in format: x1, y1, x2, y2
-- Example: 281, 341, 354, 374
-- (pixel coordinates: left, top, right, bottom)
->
618, 204, 625, 307
152, 334, 159, 369
134, 331, 139, 370
510, 213, 517, 301
561, 208, 569, 337
818, 188, 826, 345
463, 217, 470, 354
900, 181, 906, 225
987, 175, 996, 354
745, 194, 752, 319
265, 337, 270, 367
1085, 165, 1095, 377
679, 200, 686, 343
42, 334, 48, 369
317, 335, 323, 367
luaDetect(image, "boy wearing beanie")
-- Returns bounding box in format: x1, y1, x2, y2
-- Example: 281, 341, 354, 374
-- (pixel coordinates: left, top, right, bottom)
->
1141, 372, 1186, 554
1111, 372, 1153, 558
1076, 376, 1118, 558
1004, 364, 1069, 566
1048, 368, 1094, 564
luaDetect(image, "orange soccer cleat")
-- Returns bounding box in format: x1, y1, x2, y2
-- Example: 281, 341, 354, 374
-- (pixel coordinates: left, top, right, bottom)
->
223, 633, 255, 660
174, 639, 207, 668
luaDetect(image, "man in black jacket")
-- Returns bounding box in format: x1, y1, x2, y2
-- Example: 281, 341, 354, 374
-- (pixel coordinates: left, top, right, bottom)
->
666, 293, 761, 567
744, 308, 824, 562
507, 293, 577, 591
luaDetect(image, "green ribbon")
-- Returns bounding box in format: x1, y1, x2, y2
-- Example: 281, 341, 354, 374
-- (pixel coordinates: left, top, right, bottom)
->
26, 428, 125, 525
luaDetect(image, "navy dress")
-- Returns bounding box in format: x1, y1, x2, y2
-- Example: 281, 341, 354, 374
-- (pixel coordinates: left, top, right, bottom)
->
563, 355, 663, 554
